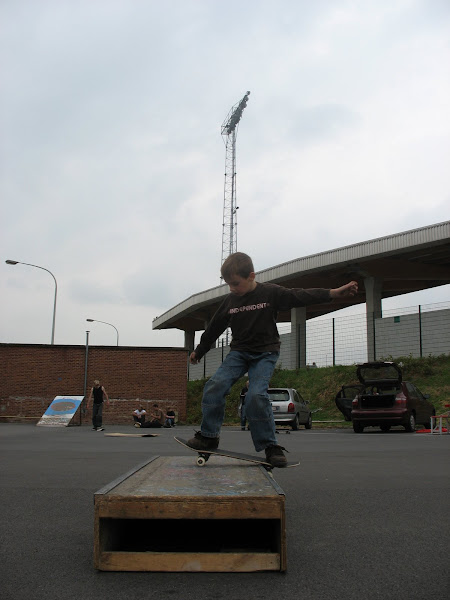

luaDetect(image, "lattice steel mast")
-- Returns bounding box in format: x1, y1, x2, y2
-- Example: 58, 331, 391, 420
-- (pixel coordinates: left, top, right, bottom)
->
220, 91, 250, 271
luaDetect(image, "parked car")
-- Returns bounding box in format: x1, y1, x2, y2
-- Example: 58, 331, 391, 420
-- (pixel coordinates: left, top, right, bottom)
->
335, 384, 364, 421
351, 361, 435, 433
268, 388, 312, 430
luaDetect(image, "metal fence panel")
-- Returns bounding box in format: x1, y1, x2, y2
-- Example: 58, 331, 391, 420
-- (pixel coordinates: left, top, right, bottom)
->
188, 303, 450, 380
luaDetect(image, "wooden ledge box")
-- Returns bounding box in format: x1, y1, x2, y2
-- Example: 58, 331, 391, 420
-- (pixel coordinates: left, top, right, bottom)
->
94, 456, 286, 572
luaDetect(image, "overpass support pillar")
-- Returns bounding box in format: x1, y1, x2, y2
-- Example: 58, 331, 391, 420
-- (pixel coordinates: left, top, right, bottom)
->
290, 306, 307, 369
364, 277, 382, 362
184, 330, 195, 353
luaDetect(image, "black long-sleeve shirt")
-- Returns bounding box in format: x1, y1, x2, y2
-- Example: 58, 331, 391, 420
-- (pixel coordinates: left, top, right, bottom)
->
193, 282, 331, 360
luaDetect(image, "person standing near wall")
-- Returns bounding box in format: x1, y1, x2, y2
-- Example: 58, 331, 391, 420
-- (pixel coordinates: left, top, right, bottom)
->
86, 380, 110, 431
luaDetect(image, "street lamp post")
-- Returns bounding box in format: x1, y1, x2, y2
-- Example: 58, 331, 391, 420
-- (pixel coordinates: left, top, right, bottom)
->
82, 330, 90, 426
6, 259, 57, 345
86, 319, 119, 346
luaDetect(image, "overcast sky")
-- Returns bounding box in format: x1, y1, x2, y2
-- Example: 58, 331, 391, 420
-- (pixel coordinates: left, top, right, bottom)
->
1, 0, 449, 348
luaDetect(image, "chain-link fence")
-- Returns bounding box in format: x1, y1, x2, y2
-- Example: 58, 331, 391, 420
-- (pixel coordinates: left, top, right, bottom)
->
188, 301, 450, 380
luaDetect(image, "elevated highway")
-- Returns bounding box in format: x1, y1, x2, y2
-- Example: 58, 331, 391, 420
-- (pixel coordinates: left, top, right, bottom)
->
153, 221, 450, 365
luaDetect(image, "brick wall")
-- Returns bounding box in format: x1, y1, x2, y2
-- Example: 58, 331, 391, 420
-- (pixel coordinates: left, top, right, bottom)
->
0, 343, 188, 424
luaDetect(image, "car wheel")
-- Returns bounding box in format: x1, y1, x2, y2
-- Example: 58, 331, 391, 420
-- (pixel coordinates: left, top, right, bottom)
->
305, 414, 312, 429
353, 422, 364, 433
291, 415, 299, 431
380, 424, 391, 432
404, 412, 416, 432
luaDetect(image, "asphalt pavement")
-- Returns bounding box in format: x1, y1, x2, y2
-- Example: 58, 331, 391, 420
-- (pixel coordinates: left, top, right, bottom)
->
1, 423, 449, 600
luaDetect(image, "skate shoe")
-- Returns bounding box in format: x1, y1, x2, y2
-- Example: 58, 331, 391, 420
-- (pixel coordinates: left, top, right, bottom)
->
186, 431, 220, 451
265, 445, 287, 468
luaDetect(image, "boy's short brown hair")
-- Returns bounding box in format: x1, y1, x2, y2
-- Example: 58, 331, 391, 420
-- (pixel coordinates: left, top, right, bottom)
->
221, 252, 254, 281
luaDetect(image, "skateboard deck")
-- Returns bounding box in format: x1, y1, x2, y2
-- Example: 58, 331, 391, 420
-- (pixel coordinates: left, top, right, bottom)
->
105, 432, 160, 438
175, 437, 299, 469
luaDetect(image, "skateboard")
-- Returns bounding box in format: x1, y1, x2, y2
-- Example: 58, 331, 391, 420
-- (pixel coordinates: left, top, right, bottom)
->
105, 432, 160, 438
175, 437, 299, 470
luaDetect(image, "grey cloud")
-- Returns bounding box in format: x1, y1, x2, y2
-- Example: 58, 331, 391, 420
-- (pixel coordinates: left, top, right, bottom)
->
288, 104, 360, 144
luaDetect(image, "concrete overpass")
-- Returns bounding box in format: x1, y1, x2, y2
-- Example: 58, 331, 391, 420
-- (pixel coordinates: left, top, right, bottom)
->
152, 221, 450, 365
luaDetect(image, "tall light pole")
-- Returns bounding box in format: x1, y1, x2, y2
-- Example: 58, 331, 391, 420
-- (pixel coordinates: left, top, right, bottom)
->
86, 319, 119, 346
82, 330, 90, 426
6, 259, 57, 345
220, 91, 250, 271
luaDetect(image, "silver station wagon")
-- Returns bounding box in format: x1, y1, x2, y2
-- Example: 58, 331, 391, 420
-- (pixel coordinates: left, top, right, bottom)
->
268, 388, 312, 430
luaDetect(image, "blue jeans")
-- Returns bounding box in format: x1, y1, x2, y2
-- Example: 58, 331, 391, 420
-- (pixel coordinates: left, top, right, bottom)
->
201, 350, 279, 452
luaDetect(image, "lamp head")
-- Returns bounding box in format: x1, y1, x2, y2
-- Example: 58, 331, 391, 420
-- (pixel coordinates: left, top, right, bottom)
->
86, 319, 94, 322
6, 260, 19, 265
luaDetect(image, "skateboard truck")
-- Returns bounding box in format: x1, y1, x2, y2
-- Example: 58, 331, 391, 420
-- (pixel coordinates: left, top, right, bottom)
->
196, 450, 272, 469
197, 453, 210, 467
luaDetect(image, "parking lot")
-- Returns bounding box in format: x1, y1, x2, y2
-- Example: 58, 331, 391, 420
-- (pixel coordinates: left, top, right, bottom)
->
1, 423, 449, 600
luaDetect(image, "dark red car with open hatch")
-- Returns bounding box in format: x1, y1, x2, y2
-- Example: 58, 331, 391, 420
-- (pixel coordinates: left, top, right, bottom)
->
351, 361, 435, 433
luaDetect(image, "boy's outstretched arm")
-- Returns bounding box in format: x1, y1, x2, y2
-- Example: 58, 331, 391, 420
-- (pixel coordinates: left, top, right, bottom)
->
330, 281, 358, 299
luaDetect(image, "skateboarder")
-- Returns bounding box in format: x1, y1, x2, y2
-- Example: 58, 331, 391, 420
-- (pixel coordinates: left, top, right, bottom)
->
86, 380, 110, 431
187, 252, 358, 467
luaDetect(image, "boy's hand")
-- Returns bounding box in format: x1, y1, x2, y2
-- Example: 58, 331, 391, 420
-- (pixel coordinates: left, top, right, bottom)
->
330, 280, 358, 298
189, 351, 199, 365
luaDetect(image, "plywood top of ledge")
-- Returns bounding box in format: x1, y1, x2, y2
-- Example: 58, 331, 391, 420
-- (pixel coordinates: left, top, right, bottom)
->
95, 456, 284, 499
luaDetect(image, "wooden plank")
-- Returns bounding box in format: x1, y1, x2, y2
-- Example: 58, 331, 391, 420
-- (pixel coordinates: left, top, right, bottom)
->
94, 504, 118, 569
103, 456, 283, 498
96, 551, 281, 572
95, 498, 283, 520
279, 496, 287, 572
95, 456, 160, 496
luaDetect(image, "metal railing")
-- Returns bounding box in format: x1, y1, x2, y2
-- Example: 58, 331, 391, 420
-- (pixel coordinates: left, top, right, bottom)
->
188, 301, 450, 380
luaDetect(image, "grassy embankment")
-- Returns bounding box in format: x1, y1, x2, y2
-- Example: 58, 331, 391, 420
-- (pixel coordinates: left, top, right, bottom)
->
185, 354, 450, 427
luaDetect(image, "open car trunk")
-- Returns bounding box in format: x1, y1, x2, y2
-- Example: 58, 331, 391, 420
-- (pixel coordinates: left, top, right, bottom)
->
360, 391, 398, 409
355, 362, 402, 409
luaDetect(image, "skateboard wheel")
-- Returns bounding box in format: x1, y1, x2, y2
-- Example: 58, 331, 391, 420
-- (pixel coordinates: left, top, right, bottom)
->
197, 457, 206, 467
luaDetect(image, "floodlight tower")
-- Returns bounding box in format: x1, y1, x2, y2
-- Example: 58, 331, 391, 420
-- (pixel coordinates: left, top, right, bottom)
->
220, 91, 250, 272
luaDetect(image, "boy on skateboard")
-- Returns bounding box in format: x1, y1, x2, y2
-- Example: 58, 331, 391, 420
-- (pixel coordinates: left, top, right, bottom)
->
187, 252, 358, 467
